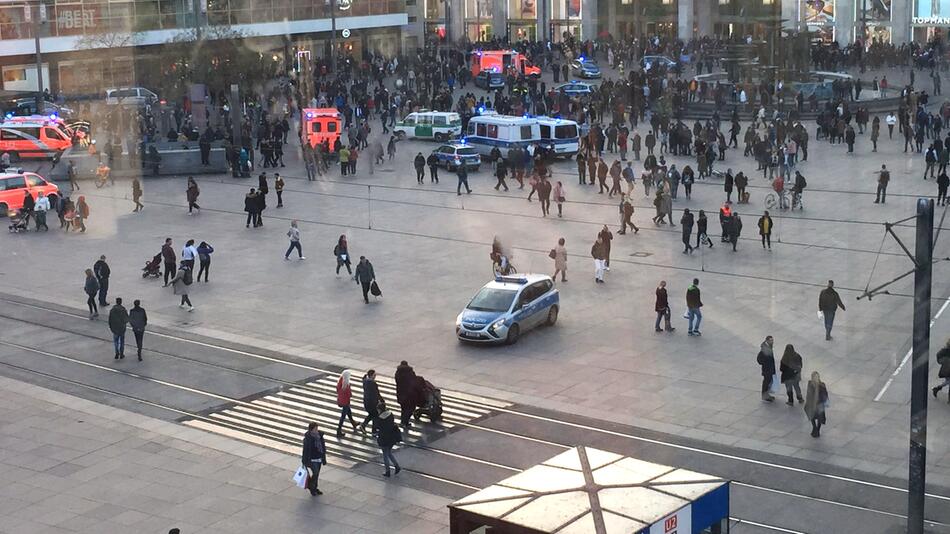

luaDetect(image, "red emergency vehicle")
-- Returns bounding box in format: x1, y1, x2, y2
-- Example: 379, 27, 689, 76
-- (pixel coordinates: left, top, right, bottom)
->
470, 50, 541, 79
301, 108, 342, 151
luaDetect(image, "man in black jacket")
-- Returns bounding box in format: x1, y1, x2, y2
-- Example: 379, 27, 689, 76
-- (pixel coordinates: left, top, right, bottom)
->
354, 256, 376, 304
359, 370, 381, 434
108, 297, 129, 359
757, 336, 776, 402
414, 153, 426, 184
818, 280, 846, 341
394, 361, 417, 429
161, 238, 177, 285
129, 300, 148, 361
426, 152, 439, 184
301, 422, 327, 496
94, 255, 111, 307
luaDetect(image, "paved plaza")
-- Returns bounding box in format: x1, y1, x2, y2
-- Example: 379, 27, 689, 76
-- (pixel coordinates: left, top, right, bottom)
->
3, 65, 950, 524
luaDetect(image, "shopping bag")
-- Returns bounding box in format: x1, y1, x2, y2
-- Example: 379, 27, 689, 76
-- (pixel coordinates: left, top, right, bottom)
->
770, 373, 781, 394
370, 280, 382, 297
293, 466, 308, 488
817, 310, 824, 321
682, 310, 690, 319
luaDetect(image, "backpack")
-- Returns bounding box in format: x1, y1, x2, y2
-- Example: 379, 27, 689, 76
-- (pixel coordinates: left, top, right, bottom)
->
183, 268, 193, 285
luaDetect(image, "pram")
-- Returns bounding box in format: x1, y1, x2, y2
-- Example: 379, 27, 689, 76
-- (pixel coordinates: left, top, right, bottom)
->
412, 377, 443, 422
7, 210, 29, 233
142, 253, 162, 278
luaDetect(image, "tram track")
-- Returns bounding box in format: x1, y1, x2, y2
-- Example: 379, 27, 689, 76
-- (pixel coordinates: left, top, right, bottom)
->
1, 295, 949, 533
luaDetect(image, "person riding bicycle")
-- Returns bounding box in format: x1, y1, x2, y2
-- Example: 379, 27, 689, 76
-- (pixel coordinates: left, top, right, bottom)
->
792, 171, 807, 209
95, 162, 112, 188
771, 174, 787, 210
491, 236, 514, 275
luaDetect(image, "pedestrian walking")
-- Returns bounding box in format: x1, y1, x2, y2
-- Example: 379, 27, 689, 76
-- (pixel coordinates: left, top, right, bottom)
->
414, 152, 426, 184
129, 300, 147, 361
427, 153, 440, 184
354, 256, 376, 303
931, 338, 950, 402
108, 297, 129, 360
161, 238, 177, 285
727, 211, 743, 252
757, 336, 777, 402
818, 280, 846, 340
456, 164, 471, 195
598, 225, 613, 269
495, 158, 509, 191
654, 281, 674, 333
591, 236, 607, 284
618, 196, 639, 234
680, 209, 694, 254
83, 269, 99, 319
132, 177, 144, 212
875, 164, 890, 204
551, 237, 567, 282
394, 360, 416, 429
334, 235, 352, 275
938, 170, 950, 206
780, 344, 805, 406
301, 422, 327, 495
697, 210, 713, 249
33, 191, 49, 231
686, 278, 703, 336
170, 263, 194, 311
376, 410, 402, 477
94, 255, 111, 307
274, 173, 285, 207
553, 181, 565, 217
537, 175, 552, 216
186, 177, 200, 214
244, 188, 260, 227
284, 220, 305, 260
68, 160, 80, 191
335, 370, 359, 436
804, 372, 829, 437
196, 241, 213, 282
758, 211, 773, 249
73, 195, 89, 232
359, 369, 381, 434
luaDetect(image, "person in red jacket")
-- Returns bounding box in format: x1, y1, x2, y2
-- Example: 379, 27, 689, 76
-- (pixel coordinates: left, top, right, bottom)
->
336, 370, 358, 437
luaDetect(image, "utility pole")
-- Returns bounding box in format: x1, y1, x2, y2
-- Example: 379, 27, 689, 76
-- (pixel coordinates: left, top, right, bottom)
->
30, 2, 45, 114
329, 0, 337, 74
860, 0, 867, 46
908, 198, 935, 534
445, 0, 452, 44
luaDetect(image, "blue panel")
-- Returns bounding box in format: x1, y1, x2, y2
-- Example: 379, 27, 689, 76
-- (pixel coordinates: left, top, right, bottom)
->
691, 483, 730, 534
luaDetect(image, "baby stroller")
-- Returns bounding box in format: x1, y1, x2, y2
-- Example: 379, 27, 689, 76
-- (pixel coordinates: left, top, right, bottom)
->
142, 253, 162, 278
412, 377, 443, 422
7, 209, 29, 233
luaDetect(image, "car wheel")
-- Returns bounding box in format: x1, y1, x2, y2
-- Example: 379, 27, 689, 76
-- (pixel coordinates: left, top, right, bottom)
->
546, 306, 559, 326
395, 131, 406, 140
506, 324, 520, 345
435, 133, 446, 142
0, 203, 8, 218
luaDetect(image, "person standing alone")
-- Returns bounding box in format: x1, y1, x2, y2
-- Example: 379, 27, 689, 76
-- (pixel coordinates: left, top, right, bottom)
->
758, 211, 773, 250
804, 372, 829, 437
83, 269, 99, 319
757, 336, 776, 402
108, 297, 129, 359
686, 278, 703, 336
818, 280, 846, 340
94, 255, 111, 308
129, 300, 147, 361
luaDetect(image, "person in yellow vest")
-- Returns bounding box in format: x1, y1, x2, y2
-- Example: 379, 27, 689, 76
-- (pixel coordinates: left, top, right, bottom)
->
757, 210, 773, 250
338, 146, 350, 176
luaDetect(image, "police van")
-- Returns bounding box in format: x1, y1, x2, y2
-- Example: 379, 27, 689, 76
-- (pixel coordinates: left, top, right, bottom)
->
394, 111, 462, 141
0, 118, 72, 160
464, 114, 541, 160
536, 117, 579, 158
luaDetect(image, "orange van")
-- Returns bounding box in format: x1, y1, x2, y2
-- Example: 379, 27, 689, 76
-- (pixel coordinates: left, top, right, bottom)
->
301, 108, 342, 152
0, 119, 72, 160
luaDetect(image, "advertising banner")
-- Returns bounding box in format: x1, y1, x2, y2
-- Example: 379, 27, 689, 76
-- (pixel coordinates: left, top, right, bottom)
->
804, 0, 835, 24
520, 0, 535, 18
862, 0, 891, 21
915, 0, 950, 23
566, 0, 580, 18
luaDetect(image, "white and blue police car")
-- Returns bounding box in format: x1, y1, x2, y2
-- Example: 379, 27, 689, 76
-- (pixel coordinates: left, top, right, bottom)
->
456, 274, 559, 345
431, 142, 481, 171
555, 81, 596, 96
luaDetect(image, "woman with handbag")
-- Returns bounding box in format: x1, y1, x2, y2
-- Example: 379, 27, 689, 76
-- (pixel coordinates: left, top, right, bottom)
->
804, 372, 829, 438
334, 235, 352, 276
300, 422, 327, 496
551, 238, 567, 283
553, 181, 565, 218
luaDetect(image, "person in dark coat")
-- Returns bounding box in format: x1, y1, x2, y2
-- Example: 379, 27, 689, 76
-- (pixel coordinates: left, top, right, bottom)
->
680, 209, 694, 254
804, 372, 829, 437
818, 280, 846, 341
186, 177, 200, 214
723, 169, 734, 203
129, 300, 147, 361
301, 422, 327, 495
244, 188, 259, 228
757, 336, 776, 402
394, 361, 417, 429
108, 297, 129, 359
376, 410, 402, 477
359, 370, 381, 434
94, 255, 111, 307
931, 338, 950, 402
354, 256, 376, 303
654, 280, 674, 333
758, 211, 773, 250
780, 344, 804, 405
727, 211, 743, 252
161, 238, 177, 286
426, 152, 439, 184
84, 269, 99, 319
414, 153, 426, 184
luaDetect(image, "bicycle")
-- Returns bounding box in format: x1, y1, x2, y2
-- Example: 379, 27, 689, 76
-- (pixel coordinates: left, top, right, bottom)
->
764, 191, 789, 210
791, 191, 804, 210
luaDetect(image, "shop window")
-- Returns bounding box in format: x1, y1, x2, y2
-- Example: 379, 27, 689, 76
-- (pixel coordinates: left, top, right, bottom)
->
2, 68, 26, 83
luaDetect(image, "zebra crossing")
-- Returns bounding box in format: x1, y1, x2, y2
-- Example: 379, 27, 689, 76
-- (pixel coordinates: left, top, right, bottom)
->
183, 373, 510, 466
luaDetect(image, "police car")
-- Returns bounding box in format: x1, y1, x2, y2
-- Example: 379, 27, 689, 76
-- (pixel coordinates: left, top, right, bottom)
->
570, 58, 602, 79
555, 81, 596, 96
431, 143, 481, 171
456, 274, 559, 345
640, 55, 677, 71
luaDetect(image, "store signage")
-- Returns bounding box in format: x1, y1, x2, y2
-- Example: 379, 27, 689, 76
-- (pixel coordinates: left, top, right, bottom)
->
913, 16, 950, 23
54, 5, 97, 33
647, 505, 691, 534
341, 28, 351, 38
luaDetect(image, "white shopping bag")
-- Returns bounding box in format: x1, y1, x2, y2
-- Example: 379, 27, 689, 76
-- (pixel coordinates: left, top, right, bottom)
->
293, 466, 308, 488
817, 310, 824, 321
770, 373, 781, 394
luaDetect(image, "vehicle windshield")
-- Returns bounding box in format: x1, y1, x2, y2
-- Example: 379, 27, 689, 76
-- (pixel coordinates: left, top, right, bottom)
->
467, 287, 517, 312
457, 147, 478, 156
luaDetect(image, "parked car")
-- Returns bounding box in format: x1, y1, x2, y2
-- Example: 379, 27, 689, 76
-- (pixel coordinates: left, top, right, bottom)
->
570, 59, 602, 79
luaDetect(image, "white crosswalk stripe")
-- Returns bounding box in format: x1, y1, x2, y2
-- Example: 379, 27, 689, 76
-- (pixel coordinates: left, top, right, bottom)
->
183, 374, 508, 466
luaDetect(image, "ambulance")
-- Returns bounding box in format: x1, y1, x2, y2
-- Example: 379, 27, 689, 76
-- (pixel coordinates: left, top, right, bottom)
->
0, 117, 73, 160
301, 108, 342, 151
393, 111, 462, 141
470, 50, 541, 79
